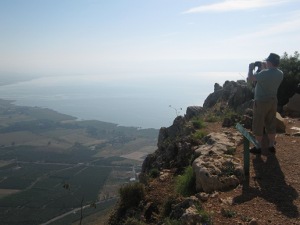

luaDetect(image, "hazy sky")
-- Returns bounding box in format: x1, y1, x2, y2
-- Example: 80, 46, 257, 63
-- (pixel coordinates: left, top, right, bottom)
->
0, 0, 299, 76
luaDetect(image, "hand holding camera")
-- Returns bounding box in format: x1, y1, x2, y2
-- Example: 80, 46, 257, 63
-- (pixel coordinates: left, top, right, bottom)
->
249, 61, 267, 72
249, 63, 255, 71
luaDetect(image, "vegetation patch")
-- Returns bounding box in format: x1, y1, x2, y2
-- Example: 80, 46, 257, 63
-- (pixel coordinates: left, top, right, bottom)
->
119, 182, 145, 209
149, 168, 160, 178
221, 208, 236, 218
197, 209, 214, 225
191, 117, 206, 129
175, 166, 196, 197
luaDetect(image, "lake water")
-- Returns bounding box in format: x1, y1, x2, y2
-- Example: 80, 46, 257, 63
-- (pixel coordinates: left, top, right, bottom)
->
0, 72, 242, 128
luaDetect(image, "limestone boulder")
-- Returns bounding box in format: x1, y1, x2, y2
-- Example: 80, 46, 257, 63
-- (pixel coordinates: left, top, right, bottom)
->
193, 132, 244, 193
192, 153, 244, 193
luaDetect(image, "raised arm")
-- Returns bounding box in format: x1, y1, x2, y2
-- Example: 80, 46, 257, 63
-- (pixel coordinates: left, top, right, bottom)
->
247, 63, 257, 82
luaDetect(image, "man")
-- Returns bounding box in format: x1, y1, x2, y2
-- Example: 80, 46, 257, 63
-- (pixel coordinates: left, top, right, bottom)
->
247, 53, 284, 154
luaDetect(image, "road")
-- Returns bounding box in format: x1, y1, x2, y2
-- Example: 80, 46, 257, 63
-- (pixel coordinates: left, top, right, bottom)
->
41, 198, 117, 225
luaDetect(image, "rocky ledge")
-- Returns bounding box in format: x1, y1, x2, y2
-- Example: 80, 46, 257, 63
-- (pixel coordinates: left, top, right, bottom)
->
110, 79, 300, 225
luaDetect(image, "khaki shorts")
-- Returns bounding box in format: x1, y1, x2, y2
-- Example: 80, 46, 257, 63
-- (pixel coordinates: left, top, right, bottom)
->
252, 98, 277, 136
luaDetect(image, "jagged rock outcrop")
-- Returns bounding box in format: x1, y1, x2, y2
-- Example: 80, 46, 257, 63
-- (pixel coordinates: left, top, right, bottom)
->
142, 116, 194, 173
185, 106, 206, 120
203, 80, 253, 111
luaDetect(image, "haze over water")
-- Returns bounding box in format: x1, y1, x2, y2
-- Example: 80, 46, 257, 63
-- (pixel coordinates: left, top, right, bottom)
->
0, 72, 242, 128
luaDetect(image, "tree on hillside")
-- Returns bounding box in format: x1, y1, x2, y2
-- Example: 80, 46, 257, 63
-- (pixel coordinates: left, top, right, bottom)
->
278, 51, 300, 108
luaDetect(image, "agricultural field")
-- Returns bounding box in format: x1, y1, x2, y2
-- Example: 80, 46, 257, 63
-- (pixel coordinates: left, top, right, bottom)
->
0, 99, 158, 224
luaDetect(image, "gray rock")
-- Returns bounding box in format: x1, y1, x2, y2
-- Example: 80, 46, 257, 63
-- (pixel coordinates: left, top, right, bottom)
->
214, 83, 222, 92
181, 206, 203, 225
142, 116, 195, 173
203, 80, 253, 111
185, 106, 206, 120
170, 196, 199, 220
193, 154, 243, 193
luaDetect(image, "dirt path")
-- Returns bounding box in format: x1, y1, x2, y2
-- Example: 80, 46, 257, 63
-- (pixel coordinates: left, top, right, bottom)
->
204, 118, 300, 225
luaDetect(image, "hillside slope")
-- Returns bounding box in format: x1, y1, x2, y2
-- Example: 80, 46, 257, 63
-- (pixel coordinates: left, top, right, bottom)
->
103, 80, 300, 225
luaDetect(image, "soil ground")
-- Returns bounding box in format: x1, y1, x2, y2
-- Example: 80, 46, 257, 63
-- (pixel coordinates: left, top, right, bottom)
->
202, 117, 300, 225
87, 117, 300, 225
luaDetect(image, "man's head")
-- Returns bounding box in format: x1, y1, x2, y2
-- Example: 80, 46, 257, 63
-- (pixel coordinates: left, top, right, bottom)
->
266, 53, 280, 67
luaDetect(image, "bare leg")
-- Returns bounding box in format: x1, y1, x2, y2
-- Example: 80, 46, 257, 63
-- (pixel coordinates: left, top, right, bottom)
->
268, 133, 276, 147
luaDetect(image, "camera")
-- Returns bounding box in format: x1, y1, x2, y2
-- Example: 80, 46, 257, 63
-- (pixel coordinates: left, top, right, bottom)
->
254, 61, 262, 68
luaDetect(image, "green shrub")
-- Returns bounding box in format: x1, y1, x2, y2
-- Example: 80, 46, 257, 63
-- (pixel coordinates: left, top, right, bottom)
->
191, 118, 206, 129
175, 166, 196, 197
221, 208, 236, 218
149, 168, 160, 178
192, 129, 208, 140
205, 114, 219, 122
198, 209, 213, 224
119, 182, 145, 209
192, 202, 213, 225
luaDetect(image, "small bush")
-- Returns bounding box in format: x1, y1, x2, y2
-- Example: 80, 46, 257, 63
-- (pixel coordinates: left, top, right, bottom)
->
175, 166, 196, 197
221, 208, 236, 218
149, 168, 160, 178
192, 130, 208, 140
205, 114, 219, 122
198, 209, 213, 224
191, 118, 206, 129
119, 182, 145, 209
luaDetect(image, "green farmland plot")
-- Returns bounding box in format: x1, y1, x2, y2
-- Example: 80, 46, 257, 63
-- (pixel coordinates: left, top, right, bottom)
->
0, 163, 112, 225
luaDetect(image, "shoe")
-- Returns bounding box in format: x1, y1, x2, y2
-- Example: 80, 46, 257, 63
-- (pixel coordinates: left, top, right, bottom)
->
250, 147, 261, 154
268, 146, 276, 153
